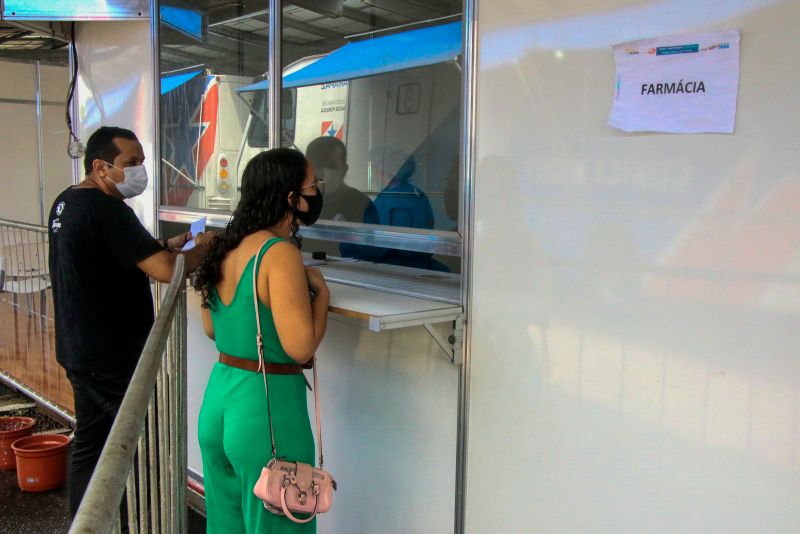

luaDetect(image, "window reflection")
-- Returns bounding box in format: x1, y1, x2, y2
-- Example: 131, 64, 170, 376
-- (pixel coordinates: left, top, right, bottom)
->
278, 4, 463, 271
158, 1, 463, 272
158, 0, 269, 210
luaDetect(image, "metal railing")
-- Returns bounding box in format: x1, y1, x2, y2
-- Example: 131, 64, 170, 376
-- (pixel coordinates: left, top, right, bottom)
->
70, 255, 188, 534
0, 218, 74, 422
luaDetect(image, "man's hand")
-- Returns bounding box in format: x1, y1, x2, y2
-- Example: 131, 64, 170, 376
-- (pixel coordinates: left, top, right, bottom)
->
166, 231, 192, 251
183, 231, 216, 274
193, 231, 216, 248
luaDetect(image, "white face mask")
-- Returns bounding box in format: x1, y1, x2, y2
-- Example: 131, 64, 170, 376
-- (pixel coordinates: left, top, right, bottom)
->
318, 167, 345, 195
107, 163, 148, 198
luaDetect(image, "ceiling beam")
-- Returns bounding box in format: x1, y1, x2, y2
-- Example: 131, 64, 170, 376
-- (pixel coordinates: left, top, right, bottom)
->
360, 0, 445, 20
341, 6, 396, 28
282, 18, 345, 44
0, 48, 68, 64
0, 30, 30, 45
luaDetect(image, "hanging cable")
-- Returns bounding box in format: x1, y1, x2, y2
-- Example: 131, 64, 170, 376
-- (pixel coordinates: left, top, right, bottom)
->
65, 23, 83, 158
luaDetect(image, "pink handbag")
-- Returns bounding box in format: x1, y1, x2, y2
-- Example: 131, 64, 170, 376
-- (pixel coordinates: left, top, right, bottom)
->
250, 239, 336, 523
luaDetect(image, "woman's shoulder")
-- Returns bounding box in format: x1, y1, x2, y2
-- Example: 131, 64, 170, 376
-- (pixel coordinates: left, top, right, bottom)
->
235, 232, 300, 275
260, 238, 301, 268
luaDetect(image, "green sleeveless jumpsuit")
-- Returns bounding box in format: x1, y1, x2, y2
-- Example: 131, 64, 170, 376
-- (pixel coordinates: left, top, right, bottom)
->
198, 237, 316, 533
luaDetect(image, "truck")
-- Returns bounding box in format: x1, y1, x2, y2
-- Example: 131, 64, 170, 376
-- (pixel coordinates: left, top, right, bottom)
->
160, 72, 250, 210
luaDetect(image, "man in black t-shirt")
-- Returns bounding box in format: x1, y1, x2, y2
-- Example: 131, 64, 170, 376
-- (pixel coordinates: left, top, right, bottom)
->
48, 126, 210, 518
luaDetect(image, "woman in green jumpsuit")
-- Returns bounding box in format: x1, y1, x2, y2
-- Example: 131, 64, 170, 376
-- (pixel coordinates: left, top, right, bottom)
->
193, 149, 329, 533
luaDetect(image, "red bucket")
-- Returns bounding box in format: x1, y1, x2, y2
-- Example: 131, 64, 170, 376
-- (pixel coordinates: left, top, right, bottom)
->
11, 433, 71, 492
0, 416, 36, 470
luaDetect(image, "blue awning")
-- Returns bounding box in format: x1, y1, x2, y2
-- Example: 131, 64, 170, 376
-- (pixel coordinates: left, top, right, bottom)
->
237, 21, 462, 93
161, 69, 203, 95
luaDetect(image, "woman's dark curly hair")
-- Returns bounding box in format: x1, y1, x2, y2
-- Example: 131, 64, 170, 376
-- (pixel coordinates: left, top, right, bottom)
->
193, 148, 308, 309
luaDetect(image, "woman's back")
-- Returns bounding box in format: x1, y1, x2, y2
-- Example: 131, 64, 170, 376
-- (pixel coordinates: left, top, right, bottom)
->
195, 148, 328, 532
210, 233, 294, 365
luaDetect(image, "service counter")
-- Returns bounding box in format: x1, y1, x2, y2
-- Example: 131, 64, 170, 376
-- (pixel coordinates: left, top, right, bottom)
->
182, 254, 463, 533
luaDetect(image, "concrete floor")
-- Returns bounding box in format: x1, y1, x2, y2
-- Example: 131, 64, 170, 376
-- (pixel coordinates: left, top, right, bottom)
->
0, 381, 70, 533
0, 466, 70, 533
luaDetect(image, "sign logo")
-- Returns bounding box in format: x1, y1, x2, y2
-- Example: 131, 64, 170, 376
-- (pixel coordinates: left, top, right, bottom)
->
56, 201, 65, 215
320, 121, 344, 140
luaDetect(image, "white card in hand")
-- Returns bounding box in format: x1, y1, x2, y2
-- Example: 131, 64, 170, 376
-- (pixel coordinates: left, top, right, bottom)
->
181, 217, 207, 251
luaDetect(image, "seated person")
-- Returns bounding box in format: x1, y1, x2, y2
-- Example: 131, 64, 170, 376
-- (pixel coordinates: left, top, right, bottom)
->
303, 136, 380, 260
371, 147, 448, 272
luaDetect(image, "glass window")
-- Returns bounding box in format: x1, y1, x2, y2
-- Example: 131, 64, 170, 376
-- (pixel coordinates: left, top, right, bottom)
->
158, 1, 464, 278
158, 0, 269, 212
276, 2, 463, 273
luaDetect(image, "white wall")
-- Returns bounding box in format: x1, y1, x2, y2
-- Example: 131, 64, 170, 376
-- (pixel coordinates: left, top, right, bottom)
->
186, 291, 459, 533
0, 60, 72, 224
466, 1, 800, 532
76, 20, 156, 233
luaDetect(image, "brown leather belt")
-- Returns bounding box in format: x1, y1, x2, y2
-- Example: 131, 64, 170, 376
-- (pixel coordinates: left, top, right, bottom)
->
219, 352, 311, 374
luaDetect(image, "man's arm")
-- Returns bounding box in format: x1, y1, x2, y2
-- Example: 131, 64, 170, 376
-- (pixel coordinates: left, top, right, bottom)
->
136, 232, 212, 282
136, 250, 176, 283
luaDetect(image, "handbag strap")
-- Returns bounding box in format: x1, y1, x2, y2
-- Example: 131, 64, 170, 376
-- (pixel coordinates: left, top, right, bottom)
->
252, 237, 325, 467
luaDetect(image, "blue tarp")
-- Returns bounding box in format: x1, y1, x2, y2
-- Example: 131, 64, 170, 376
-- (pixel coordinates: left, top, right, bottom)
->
161, 70, 204, 95
237, 21, 462, 93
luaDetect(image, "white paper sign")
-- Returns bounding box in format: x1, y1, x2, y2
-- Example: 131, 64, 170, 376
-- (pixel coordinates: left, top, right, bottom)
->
608, 30, 740, 134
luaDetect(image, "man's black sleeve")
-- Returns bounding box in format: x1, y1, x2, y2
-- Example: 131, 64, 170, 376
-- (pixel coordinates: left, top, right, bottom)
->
99, 201, 165, 268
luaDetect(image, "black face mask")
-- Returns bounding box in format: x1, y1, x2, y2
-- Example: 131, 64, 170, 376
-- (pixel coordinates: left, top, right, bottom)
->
297, 188, 323, 226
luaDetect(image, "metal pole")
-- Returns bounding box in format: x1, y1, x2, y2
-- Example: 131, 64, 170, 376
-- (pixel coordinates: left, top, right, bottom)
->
126, 468, 138, 534
454, 2, 479, 533
150, 0, 162, 236
156, 367, 168, 534
137, 434, 149, 534
177, 291, 188, 533
171, 306, 181, 532
147, 401, 159, 533
35, 60, 46, 226
268, 0, 282, 150
0, 372, 74, 427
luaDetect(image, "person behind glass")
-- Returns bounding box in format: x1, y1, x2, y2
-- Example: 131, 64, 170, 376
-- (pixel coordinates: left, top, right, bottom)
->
371, 146, 449, 271
193, 148, 329, 533
47, 126, 212, 519
304, 136, 380, 259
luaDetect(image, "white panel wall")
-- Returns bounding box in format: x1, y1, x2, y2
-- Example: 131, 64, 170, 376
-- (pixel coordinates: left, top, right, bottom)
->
41, 64, 74, 212
0, 60, 71, 224
466, 1, 800, 532
76, 21, 156, 233
186, 291, 458, 533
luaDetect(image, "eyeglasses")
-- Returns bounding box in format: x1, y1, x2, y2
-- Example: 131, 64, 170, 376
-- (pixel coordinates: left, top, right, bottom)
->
300, 177, 325, 196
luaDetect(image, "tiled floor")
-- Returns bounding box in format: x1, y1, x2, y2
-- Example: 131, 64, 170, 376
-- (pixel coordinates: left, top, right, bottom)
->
0, 291, 74, 414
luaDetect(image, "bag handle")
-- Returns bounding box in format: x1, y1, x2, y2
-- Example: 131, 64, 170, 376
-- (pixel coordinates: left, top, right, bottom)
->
253, 238, 325, 467
280, 487, 319, 524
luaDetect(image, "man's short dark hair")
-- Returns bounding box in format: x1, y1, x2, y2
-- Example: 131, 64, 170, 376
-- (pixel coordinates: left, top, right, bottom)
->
83, 126, 138, 175
306, 136, 347, 168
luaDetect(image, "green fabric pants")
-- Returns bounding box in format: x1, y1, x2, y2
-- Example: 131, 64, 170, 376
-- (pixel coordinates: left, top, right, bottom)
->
199, 362, 316, 533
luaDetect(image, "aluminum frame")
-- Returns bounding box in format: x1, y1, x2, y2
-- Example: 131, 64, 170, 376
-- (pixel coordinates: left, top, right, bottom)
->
2, 0, 148, 20
268, 0, 281, 151
151, 0, 162, 237
154, 0, 465, 261
454, 0, 477, 532
34, 60, 45, 225
157, 207, 462, 256
152, 4, 477, 532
